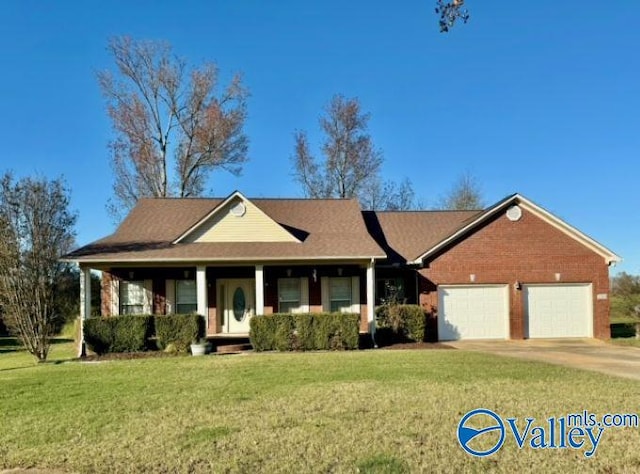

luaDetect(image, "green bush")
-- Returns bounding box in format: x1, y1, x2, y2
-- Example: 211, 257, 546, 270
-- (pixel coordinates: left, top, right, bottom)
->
250, 312, 359, 351
84, 315, 153, 355
155, 314, 205, 352
376, 305, 426, 345
250, 315, 277, 351
294, 313, 315, 350
274, 314, 296, 351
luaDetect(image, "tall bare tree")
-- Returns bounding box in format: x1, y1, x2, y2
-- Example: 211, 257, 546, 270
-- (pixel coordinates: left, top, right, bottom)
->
293, 94, 419, 210
292, 95, 383, 201
98, 36, 249, 218
361, 177, 416, 211
0, 174, 77, 361
437, 172, 484, 210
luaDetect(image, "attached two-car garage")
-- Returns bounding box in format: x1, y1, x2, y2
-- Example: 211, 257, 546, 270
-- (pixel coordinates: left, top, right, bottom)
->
437, 283, 593, 341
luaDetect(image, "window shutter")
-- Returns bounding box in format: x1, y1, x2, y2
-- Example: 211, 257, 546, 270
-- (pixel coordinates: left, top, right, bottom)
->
165, 279, 175, 314
321, 277, 329, 312
300, 277, 309, 313
351, 276, 360, 314
143, 280, 153, 314
111, 278, 120, 316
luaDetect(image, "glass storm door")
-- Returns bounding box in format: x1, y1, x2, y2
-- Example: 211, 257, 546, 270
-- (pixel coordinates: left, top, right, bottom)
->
220, 279, 254, 333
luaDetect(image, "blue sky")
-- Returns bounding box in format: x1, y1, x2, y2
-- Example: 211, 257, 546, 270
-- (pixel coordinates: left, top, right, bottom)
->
0, 1, 637, 274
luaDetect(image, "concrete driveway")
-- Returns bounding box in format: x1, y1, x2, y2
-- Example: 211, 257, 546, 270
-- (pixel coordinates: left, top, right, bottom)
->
447, 339, 640, 381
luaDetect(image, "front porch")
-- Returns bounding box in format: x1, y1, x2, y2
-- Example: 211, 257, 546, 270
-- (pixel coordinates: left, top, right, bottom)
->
80, 261, 376, 338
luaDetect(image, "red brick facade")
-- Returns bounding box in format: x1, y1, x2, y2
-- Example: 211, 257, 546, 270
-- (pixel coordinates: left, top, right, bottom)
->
417, 208, 611, 340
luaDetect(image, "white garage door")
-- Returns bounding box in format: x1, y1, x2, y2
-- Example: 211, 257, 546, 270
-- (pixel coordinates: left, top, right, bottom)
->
524, 284, 593, 338
438, 285, 509, 341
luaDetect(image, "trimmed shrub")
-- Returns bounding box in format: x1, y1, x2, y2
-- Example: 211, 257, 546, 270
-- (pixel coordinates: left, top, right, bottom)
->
274, 314, 296, 351
250, 315, 277, 351
84, 317, 113, 355
401, 305, 426, 342
294, 313, 315, 350
250, 312, 359, 351
376, 304, 427, 345
84, 315, 153, 355
112, 315, 153, 353
155, 314, 205, 353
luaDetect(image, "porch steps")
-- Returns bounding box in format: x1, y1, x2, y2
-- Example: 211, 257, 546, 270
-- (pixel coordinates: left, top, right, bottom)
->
215, 343, 253, 354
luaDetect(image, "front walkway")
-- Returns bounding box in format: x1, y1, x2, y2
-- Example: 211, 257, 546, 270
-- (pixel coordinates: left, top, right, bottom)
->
447, 339, 640, 381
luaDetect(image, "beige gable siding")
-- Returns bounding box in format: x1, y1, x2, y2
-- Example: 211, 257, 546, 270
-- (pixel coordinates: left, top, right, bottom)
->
186, 197, 299, 243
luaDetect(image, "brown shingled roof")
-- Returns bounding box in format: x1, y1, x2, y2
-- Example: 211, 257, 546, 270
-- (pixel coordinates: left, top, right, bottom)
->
66, 197, 386, 263
362, 210, 481, 264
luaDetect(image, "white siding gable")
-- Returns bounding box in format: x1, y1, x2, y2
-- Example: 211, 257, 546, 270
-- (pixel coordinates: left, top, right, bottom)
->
183, 196, 299, 243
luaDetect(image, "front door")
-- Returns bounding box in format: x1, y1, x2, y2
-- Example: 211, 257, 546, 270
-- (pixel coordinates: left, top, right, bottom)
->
219, 279, 255, 334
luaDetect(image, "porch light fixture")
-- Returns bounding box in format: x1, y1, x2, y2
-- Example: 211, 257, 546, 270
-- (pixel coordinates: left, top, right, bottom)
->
312, 268, 317, 283
184, 270, 191, 279
555, 273, 561, 281
286, 268, 292, 277
514, 281, 522, 291
469, 273, 476, 282
128, 271, 135, 279
337, 268, 343, 276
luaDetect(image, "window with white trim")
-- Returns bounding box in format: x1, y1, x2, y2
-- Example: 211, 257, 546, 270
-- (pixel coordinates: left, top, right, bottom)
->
329, 277, 352, 313
176, 280, 197, 314
278, 278, 301, 313
120, 280, 144, 315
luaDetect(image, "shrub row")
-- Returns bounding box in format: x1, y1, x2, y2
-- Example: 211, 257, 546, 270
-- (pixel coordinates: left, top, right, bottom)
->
250, 312, 359, 351
375, 304, 427, 346
84, 314, 205, 355
155, 313, 205, 352
84, 315, 154, 354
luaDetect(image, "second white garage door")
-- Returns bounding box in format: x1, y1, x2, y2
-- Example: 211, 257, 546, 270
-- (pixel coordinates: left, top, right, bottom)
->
524, 284, 593, 338
438, 285, 509, 341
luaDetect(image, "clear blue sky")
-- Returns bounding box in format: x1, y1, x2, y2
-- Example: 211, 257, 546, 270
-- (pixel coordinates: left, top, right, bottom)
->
0, 1, 637, 274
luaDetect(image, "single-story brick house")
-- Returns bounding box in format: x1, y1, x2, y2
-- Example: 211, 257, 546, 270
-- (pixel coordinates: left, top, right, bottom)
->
65, 191, 620, 349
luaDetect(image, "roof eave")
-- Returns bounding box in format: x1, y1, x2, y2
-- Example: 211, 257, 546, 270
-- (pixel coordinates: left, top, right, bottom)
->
411, 193, 621, 265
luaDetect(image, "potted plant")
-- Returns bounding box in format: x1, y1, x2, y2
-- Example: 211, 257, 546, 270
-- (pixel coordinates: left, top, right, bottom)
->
190, 338, 211, 356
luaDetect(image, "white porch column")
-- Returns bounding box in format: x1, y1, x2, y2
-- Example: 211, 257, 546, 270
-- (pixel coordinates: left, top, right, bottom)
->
196, 266, 207, 323
366, 259, 376, 346
255, 265, 264, 315
78, 266, 91, 357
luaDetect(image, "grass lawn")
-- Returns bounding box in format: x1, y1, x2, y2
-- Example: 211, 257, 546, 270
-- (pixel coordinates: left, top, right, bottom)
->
1, 339, 640, 473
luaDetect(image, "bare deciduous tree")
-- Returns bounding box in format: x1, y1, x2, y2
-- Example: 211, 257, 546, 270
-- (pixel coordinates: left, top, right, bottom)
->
435, 0, 470, 33
98, 36, 249, 219
361, 177, 416, 211
292, 95, 383, 200
437, 172, 484, 210
292, 95, 418, 210
0, 174, 77, 362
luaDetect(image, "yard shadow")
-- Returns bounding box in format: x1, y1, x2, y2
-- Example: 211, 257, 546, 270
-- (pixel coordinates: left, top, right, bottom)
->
0, 337, 22, 354
611, 322, 637, 338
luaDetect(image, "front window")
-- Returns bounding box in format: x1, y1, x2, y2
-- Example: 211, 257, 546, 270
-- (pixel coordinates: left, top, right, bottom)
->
120, 280, 144, 315
278, 278, 300, 313
176, 280, 197, 314
330, 277, 352, 313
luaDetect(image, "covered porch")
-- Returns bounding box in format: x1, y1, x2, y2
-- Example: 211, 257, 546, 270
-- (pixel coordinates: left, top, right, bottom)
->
80, 260, 377, 339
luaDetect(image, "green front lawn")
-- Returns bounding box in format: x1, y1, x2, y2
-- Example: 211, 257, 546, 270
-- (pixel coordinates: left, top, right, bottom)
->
1, 340, 639, 472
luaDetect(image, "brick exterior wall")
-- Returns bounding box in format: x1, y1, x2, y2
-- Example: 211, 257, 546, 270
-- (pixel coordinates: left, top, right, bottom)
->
100, 271, 114, 316
417, 208, 611, 340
